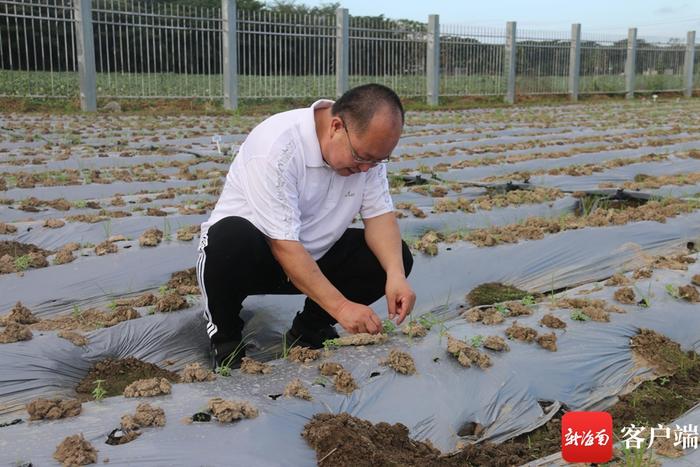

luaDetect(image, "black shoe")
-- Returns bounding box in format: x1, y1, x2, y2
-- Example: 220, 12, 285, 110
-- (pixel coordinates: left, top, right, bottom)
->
209, 339, 245, 370
285, 312, 339, 350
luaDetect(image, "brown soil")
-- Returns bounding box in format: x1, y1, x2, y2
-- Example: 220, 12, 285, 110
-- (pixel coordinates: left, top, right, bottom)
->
653, 254, 696, 271
53, 434, 98, 466
123, 377, 172, 397
333, 333, 388, 346
614, 286, 636, 304
692, 274, 700, 286
154, 291, 188, 312
120, 402, 166, 430
58, 330, 89, 346
633, 267, 653, 279
413, 230, 442, 256
467, 282, 530, 306
94, 240, 118, 256
631, 328, 688, 375
44, 218, 65, 229
1, 301, 39, 325
481, 308, 506, 325
53, 248, 76, 265
33, 307, 139, 332
679, 284, 700, 302
605, 273, 631, 286
176, 224, 200, 241
139, 228, 163, 247
26, 398, 82, 420
503, 301, 533, 317
381, 349, 417, 375
446, 335, 492, 369
0, 241, 50, 274
505, 322, 538, 342
75, 357, 179, 400
582, 306, 610, 322
319, 362, 345, 376
180, 362, 216, 382
334, 369, 358, 394
288, 346, 321, 363
146, 207, 168, 217
539, 314, 566, 329
0, 323, 32, 343
402, 322, 428, 337
483, 335, 510, 352
536, 332, 558, 352
553, 297, 622, 320
284, 378, 312, 400
240, 357, 272, 375
207, 397, 259, 422
115, 293, 156, 308
0, 222, 17, 234
167, 267, 199, 295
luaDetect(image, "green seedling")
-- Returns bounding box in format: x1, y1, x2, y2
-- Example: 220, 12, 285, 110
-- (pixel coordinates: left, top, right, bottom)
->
215, 332, 253, 377
158, 285, 169, 295
322, 338, 341, 351
570, 309, 590, 321
281, 332, 301, 359
92, 379, 107, 401
73, 200, 87, 209
470, 335, 484, 348
107, 299, 117, 310
71, 304, 82, 319
382, 318, 397, 334
665, 284, 680, 299
13, 255, 31, 271
101, 220, 112, 239
312, 376, 329, 387
417, 312, 440, 330
495, 303, 509, 316
521, 295, 536, 306
163, 218, 172, 242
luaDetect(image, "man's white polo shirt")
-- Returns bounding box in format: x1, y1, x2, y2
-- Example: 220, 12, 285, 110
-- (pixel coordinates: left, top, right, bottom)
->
201, 99, 394, 260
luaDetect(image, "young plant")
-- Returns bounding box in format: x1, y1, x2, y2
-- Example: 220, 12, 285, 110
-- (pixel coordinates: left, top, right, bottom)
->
101, 220, 112, 240
322, 338, 341, 352
382, 318, 396, 334
215, 333, 253, 376
570, 309, 590, 321
495, 303, 509, 316
163, 218, 172, 242
13, 255, 31, 271
281, 332, 301, 359
521, 295, 536, 307
470, 335, 484, 348
665, 284, 680, 299
92, 379, 107, 401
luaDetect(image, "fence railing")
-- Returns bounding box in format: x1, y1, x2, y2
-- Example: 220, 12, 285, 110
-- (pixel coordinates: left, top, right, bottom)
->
0, 0, 697, 110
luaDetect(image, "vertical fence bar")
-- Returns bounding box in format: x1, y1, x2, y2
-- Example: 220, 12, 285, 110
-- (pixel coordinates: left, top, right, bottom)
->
625, 27, 637, 99
684, 30, 696, 97
73, 0, 96, 110
504, 21, 516, 104
222, 0, 237, 108
569, 23, 581, 101
426, 14, 439, 105
335, 7, 348, 97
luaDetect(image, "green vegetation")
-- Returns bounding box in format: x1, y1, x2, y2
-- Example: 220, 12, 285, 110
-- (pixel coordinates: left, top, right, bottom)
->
92, 379, 107, 401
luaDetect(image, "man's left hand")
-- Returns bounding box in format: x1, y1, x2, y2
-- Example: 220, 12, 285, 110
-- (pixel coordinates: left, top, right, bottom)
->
385, 275, 416, 325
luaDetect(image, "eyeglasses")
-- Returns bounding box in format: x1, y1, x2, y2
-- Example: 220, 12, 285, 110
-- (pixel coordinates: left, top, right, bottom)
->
340, 117, 390, 166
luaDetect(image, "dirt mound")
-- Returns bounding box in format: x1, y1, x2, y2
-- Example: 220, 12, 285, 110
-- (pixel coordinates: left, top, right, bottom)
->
0, 323, 32, 343
240, 357, 272, 374
319, 362, 345, 376
123, 377, 172, 397
0, 241, 50, 274
154, 291, 188, 312
53, 434, 98, 466
446, 335, 492, 369
614, 287, 636, 304
27, 398, 82, 420
605, 273, 631, 286
75, 357, 179, 399
167, 267, 198, 293
505, 322, 538, 342
467, 282, 529, 306
208, 398, 258, 422
679, 284, 700, 302
120, 402, 166, 430
381, 349, 417, 375
536, 333, 558, 352
53, 248, 76, 265
334, 369, 358, 394
631, 329, 686, 375
402, 321, 428, 337
539, 314, 566, 329
44, 218, 65, 229
58, 330, 89, 346
283, 378, 312, 400
0, 240, 49, 259
481, 308, 506, 325
180, 362, 216, 382
653, 254, 695, 271
553, 297, 619, 321
483, 335, 509, 352
331, 333, 388, 346
94, 240, 117, 256
692, 274, 700, 286
139, 228, 163, 247
287, 346, 321, 363
33, 307, 138, 332
503, 301, 533, 317
633, 267, 653, 279
1, 301, 39, 325
115, 293, 156, 308
302, 412, 444, 466
0, 222, 17, 234
176, 224, 200, 241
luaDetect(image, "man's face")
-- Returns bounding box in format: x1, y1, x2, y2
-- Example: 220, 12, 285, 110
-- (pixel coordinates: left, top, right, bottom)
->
327, 109, 402, 176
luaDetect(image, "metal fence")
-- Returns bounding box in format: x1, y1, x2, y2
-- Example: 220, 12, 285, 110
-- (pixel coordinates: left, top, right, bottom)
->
0, 0, 697, 109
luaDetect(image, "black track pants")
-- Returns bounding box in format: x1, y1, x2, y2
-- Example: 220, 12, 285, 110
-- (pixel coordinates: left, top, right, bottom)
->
196, 216, 414, 343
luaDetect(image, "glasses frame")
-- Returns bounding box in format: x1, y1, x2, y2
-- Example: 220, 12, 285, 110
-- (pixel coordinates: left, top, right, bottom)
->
339, 117, 390, 166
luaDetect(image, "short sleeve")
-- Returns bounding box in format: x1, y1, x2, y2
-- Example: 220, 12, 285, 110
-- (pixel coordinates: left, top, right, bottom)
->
360, 163, 394, 219
240, 138, 302, 241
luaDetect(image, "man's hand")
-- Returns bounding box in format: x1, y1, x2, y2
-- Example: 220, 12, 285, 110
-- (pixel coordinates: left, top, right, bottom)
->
385, 275, 416, 325
335, 300, 383, 334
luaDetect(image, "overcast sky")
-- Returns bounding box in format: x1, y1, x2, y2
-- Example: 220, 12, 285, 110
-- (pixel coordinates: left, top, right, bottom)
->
302, 0, 699, 41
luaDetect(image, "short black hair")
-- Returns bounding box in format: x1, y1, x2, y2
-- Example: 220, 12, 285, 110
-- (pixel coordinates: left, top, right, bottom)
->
331, 83, 405, 134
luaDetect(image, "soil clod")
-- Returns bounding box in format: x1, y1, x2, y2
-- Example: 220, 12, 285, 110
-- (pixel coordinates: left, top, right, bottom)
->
1, 301, 39, 325
402, 321, 428, 337
76, 357, 179, 400
207, 397, 259, 422
334, 369, 358, 394
318, 361, 344, 376
283, 378, 312, 400
380, 349, 417, 375
678, 284, 700, 302
287, 346, 321, 363
605, 273, 632, 286
180, 362, 216, 383
139, 228, 163, 247
123, 377, 172, 398
0, 322, 32, 343
53, 434, 98, 466
58, 330, 89, 346
154, 291, 188, 312
614, 287, 636, 304
120, 402, 166, 430
240, 357, 272, 374
540, 314, 566, 329
505, 321, 538, 342
631, 328, 687, 375
536, 332, 558, 352
446, 335, 492, 369
27, 398, 82, 420
483, 335, 510, 352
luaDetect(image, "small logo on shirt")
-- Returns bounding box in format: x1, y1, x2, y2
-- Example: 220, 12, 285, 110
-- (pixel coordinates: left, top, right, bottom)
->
344, 191, 355, 197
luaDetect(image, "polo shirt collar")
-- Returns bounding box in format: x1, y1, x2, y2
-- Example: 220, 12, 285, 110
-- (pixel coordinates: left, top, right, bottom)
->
302, 99, 334, 168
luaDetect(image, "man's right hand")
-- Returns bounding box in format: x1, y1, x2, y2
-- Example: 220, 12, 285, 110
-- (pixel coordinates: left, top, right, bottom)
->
335, 300, 382, 334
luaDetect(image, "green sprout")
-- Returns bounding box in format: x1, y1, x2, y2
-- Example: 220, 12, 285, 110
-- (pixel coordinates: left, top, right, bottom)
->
382, 318, 397, 334
495, 303, 509, 316
215, 333, 253, 377
281, 332, 301, 359
13, 255, 31, 271
470, 335, 484, 348
521, 295, 536, 306
92, 379, 107, 401
322, 338, 341, 352
570, 309, 590, 321
665, 284, 680, 299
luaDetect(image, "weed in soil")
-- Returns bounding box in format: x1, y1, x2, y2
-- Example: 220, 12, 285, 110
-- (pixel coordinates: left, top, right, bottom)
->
207, 397, 259, 422
75, 357, 179, 400
380, 349, 417, 375
53, 434, 97, 467
26, 398, 82, 420
467, 282, 530, 307
283, 378, 313, 400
